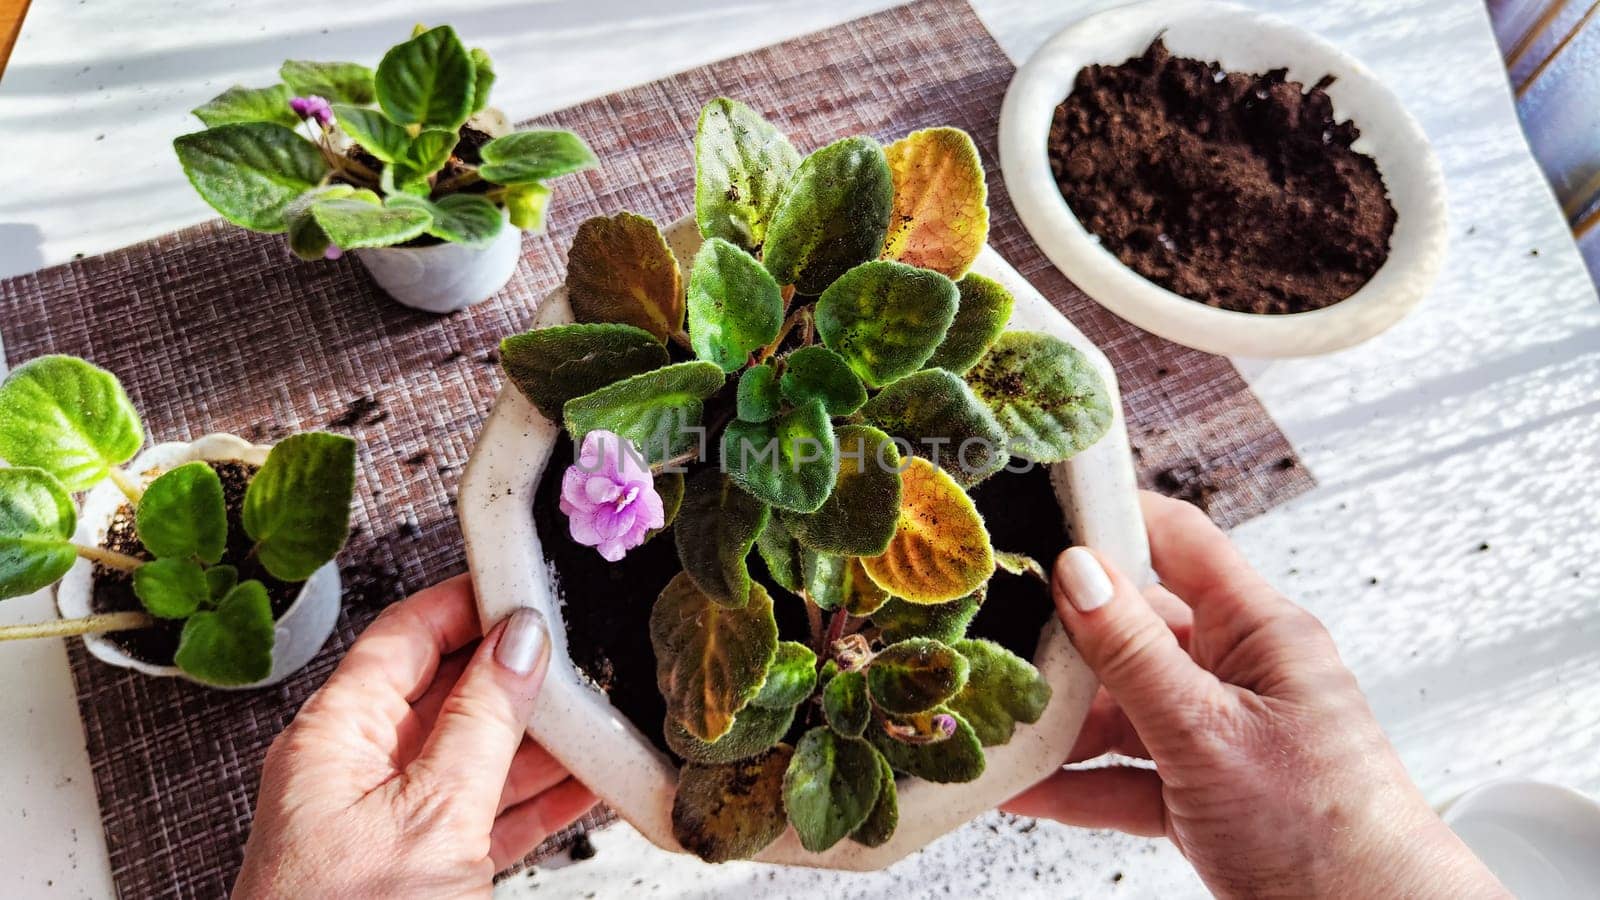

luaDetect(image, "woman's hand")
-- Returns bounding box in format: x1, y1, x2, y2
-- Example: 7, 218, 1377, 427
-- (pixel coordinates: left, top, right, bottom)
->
234, 575, 596, 899
1007, 492, 1506, 898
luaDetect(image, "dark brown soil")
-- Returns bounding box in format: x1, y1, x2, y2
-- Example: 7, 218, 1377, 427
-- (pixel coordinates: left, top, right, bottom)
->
90, 461, 301, 665
1050, 39, 1395, 315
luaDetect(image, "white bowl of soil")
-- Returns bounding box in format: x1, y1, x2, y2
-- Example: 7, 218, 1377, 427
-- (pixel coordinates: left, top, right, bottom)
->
55, 433, 341, 689
999, 0, 1448, 357
459, 215, 1152, 869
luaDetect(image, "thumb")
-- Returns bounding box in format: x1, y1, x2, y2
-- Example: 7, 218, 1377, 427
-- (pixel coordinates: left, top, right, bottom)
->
404, 607, 551, 823
1053, 547, 1219, 753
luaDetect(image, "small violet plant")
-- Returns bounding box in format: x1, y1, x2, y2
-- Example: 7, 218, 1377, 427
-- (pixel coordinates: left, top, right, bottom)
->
559, 430, 665, 562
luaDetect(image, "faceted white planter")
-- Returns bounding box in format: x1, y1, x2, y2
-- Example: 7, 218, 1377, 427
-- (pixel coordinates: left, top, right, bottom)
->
55, 433, 341, 690
354, 213, 523, 315
459, 218, 1151, 869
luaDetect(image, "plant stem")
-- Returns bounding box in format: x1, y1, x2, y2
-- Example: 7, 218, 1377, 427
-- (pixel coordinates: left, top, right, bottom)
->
824, 610, 849, 652
651, 446, 700, 474
757, 306, 812, 363
434, 167, 482, 194
107, 467, 143, 505
804, 596, 825, 654
75, 543, 142, 573
0, 611, 154, 642
669, 329, 693, 352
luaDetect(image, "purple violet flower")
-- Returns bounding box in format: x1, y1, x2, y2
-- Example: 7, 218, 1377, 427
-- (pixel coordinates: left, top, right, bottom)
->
323, 244, 343, 261
560, 429, 664, 562
932, 713, 958, 739
289, 95, 334, 127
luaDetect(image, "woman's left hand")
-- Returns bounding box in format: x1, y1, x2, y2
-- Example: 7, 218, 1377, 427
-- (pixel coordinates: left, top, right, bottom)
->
234, 574, 597, 899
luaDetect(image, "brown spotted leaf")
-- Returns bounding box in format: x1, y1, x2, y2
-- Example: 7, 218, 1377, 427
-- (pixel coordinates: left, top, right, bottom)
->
880, 127, 989, 279
650, 572, 778, 742
862, 458, 994, 604
566, 212, 684, 342
672, 744, 792, 862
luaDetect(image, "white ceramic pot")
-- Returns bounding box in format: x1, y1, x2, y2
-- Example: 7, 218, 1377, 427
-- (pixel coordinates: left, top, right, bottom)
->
354, 212, 523, 315
55, 433, 341, 690
999, 0, 1448, 357
458, 216, 1151, 870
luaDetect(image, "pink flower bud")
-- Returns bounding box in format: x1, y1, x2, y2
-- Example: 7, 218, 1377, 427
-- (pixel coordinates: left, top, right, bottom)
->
289, 95, 334, 127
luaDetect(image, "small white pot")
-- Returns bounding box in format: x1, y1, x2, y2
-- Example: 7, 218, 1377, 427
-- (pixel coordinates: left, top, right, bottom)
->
55, 433, 341, 690
354, 213, 523, 315
459, 216, 1152, 869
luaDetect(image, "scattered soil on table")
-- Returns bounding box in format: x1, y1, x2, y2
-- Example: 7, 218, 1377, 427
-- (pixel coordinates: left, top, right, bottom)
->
90, 461, 302, 666
1050, 39, 1395, 314
331, 395, 387, 428
1152, 462, 1219, 514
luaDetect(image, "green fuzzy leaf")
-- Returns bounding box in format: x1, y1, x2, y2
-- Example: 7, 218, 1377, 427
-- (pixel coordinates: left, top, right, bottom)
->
751, 640, 817, 709
132, 557, 209, 619
675, 469, 770, 608
779, 346, 864, 416
736, 364, 782, 424
687, 238, 784, 372
823, 670, 870, 738
764, 136, 894, 294
867, 638, 970, 715
242, 432, 355, 582
284, 185, 366, 261
374, 25, 475, 129
0, 468, 77, 599
994, 549, 1047, 582
666, 702, 795, 765
389, 193, 503, 247
469, 47, 495, 114
871, 587, 983, 644
863, 368, 1006, 488
310, 195, 432, 250
694, 98, 801, 252
850, 749, 898, 847
501, 182, 551, 232
391, 127, 459, 185
815, 260, 958, 388
672, 745, 792, 863
174, 122, 330, 232
280, 60, 375, 104
783, 727, 884, 853
753, 514, 803, 593
966, 332, 1114, 463
174, 579, 276, 686
563, 362, 724, 464
0, 355, 143, 492
784, 424, 900, 557
870, 709, 985, 783
800, 552, 887, 615
566, 212, 684, 343
193, 84, 298, 128
479, 129, 599, 184
651, 573, 778, 742
721, 399, 836, 513
206, 564, 239, 600
331, 104, 411, 163
929, 273, 1014, 374
136, 461, 226, 564
947, 639, 1052, 746
500, 323, 669, 421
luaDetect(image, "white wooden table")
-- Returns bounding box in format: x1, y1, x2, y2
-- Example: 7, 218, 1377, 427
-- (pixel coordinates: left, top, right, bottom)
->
2, 1, 1596, 897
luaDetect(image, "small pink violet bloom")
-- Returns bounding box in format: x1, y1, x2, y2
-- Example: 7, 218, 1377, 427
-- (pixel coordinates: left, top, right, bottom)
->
323, 245, 343, 261
560, 429, 664, 562
931, 713, 958, 739
289, 95, 334, 127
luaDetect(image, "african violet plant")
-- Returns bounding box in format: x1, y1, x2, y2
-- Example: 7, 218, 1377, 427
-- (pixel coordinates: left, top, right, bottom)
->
497, 98, 1114, 861
174, 25, 596, 260
0, 356, 356, 686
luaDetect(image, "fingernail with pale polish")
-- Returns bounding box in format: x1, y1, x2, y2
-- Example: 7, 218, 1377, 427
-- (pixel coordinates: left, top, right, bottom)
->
1057, 547, 1114, 612
495, 607, 549, 676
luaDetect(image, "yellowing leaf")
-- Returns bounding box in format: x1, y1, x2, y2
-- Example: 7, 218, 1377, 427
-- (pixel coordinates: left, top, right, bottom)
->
672, 744, 792, 863
566, 212, 684, 342
650, 573, 778, 742
863, 458, 993, 604
880, 127, 989, 279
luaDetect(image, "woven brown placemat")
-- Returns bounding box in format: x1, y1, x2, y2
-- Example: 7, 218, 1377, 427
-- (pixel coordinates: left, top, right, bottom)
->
0, 1, 1311, 896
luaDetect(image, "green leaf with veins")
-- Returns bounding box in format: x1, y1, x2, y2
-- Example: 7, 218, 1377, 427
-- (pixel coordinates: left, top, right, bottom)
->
862, 368, 1007, 488
0, 468, 77, 600
965, 331, 1114, 463
871, 587, 983, 644
721, 399, 836, 513
394, 128, 459, 182
650, 573, 777, 742
783, 726, 884, 853
693, 97, 801, 252
675, 469, 770, 608
174, 122, 330, 232
566, 212, 683, 342
870, 708, 985, 783
666, 702, 795, 765
193, 84, 298, 128
242, 432, 355, 582
687, 238, 784, 372
478, 130, 599, 184
850, 749, 898, 847
310, 195, 431, 249
815, 260, 958, 388
280, 60, 375, 104
174, 579, 276, 686
389, 193, 503, 247
133, 558, 209, 619
136, 461, 226, 564
672, 745, 792, 863
469, 47, 495, 114
284, 185, 366, 260
750, 640, 817, 709
0, 355, 143, 492
784, 424, 900, 557
501, 182, 551, 231
736, 364, 782, 424
947, 639, 1052, 745
332, 104, 411, 163
500, 323, 669, 421
754, 514, 803, 593
205, 564, 239, 600
866, 638, 970, 714
801, 552, 888, 615
929, 273, 1015, 374
779, 346, 865, 415
823, 669, 870, 738
763, 136, 893, 294
374, 25, 475, 129
563, 362, 724, 464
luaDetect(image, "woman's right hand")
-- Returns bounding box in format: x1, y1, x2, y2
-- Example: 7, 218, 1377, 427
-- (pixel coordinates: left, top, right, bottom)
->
1006, 492, 1507, 898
